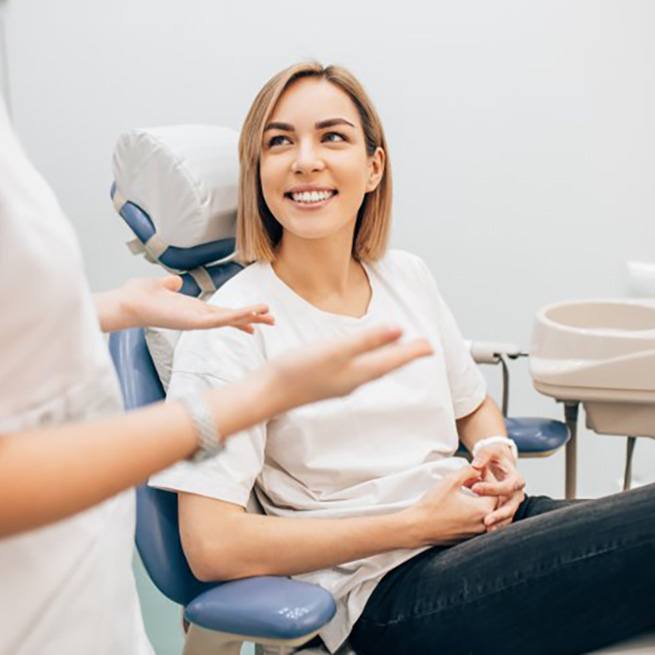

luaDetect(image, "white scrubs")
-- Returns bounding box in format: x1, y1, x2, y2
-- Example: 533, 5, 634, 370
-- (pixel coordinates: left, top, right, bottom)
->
0, 98, 153, 655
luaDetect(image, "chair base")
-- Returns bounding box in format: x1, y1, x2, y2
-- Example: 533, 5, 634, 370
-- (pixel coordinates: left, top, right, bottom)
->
183, 623, 321, 655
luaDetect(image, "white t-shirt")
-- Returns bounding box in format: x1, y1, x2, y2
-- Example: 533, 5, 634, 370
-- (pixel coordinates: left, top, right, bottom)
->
150, 250, 486, 653
0, 99, 152, 655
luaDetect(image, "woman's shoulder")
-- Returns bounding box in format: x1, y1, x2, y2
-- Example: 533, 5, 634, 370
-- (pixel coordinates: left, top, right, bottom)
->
372, 248, 435, 283
206, 261, 272, 306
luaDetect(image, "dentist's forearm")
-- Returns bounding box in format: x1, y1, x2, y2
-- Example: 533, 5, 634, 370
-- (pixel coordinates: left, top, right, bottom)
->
0, 374, 281, 538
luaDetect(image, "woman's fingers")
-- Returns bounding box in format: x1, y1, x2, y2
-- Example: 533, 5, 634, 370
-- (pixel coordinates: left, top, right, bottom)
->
484, 496, 522, 528
487, 517, 513, 532
472, 476, 524, 497
448, 465, 484, 490
471, 449, 494, 471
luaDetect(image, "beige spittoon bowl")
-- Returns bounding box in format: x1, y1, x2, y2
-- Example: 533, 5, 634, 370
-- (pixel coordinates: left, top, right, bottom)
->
529, 269, 655, 652
529, 298, 655, 439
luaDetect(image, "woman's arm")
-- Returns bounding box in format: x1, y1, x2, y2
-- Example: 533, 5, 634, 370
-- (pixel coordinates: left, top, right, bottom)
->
179, 467, 497, 582
456, 395, 526, 530
455, 394, 508, 454
0, 326, 430, 537
179, 495, 409, 581
93, 275, 274, 333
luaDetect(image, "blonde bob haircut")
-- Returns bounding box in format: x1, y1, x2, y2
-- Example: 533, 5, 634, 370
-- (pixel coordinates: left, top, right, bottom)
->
237, 61, 392, 263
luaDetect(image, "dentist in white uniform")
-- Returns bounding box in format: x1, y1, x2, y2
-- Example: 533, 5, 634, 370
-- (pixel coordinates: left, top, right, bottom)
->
0, 11, 431, 654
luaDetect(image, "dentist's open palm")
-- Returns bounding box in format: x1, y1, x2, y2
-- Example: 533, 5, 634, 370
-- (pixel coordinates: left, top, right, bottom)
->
120, 275, 275, 333
269, 325, 433, 407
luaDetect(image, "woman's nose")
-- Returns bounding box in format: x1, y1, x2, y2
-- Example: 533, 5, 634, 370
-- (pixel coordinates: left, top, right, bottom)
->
291, 140, 325, 174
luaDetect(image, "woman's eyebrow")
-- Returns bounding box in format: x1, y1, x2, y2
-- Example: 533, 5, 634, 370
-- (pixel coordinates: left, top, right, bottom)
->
263, 117, 356, 132
315, 118, 355, 129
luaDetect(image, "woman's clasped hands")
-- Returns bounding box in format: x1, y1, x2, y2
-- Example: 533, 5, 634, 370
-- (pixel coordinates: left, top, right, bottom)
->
400, 445, 526, 549
470, 443, 526, 531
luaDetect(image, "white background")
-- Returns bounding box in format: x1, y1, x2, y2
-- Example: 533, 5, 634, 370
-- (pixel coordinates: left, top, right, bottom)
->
3, 0, 654, 523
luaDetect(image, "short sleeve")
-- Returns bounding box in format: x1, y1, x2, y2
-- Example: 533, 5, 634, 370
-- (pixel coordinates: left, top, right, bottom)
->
148, 300, 268, 507
414, 256, 487, 419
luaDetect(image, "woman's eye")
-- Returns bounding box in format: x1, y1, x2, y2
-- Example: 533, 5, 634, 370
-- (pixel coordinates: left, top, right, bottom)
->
268, 135, 291, 147
323, 131, 346, 143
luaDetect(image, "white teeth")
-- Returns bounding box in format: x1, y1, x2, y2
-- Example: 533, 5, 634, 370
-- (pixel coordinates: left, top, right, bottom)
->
290, 190, 334, 203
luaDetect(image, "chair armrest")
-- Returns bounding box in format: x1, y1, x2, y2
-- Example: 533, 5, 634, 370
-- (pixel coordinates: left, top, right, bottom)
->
465, 340, 526, 365
465, 340, 528, 416
184, 576, 336, 640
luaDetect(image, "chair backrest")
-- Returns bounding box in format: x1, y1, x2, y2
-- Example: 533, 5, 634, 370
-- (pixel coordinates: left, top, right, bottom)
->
109, 125, 246, 605
111, 124, 241, 297
109, 327, 215, 606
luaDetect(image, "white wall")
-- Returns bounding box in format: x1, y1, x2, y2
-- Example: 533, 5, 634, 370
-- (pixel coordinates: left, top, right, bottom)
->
4, 0, 655, 500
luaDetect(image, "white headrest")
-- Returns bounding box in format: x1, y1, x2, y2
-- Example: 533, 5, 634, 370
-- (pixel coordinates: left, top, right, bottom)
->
112, 125, 239, 248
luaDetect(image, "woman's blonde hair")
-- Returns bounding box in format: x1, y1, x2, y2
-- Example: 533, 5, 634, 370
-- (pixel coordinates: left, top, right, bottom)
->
237, 62, 392, 263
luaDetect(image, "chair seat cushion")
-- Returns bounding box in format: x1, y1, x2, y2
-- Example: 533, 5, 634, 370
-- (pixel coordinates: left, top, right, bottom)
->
505, 417, 569, 455
184, 576, 336, 640
456, 417, 569, 457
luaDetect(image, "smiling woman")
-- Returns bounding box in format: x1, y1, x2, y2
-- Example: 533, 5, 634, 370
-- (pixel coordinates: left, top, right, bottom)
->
237, 62, 391, 264
148, 61, 655, 655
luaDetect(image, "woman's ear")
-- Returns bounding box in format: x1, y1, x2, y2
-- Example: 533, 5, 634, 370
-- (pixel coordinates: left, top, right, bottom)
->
366, 147, 386, 193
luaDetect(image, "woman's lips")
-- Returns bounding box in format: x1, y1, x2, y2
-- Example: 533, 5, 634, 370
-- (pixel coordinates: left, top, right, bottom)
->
284, 191, 338, 210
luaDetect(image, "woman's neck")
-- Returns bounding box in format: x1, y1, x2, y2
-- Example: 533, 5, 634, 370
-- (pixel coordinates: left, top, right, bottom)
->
272, 227, 372, 318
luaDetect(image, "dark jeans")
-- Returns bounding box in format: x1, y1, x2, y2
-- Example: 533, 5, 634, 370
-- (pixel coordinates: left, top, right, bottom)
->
349, 484, 655, 655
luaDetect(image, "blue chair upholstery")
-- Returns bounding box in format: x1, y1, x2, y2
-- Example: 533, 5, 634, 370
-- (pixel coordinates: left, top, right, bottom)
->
505, 417, 568, 456
108, 327, 336, 645
455, 417, 568, 460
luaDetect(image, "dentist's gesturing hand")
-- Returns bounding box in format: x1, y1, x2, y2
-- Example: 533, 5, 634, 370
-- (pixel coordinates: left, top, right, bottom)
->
470, 445, 526, 531
266, 325, 433, 409
95, 275, 275, 333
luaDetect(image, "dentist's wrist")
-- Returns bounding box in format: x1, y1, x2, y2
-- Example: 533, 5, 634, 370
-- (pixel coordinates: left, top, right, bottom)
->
93, 287, 134, 332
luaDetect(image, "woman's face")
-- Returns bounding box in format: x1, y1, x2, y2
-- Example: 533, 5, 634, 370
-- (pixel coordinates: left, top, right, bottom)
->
259, 76, 384, 243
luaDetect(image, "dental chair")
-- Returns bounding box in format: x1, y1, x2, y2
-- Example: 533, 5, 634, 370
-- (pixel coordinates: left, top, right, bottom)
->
110, 125, 338, 655
113, 125, 655, 655
110, 326, 336, 655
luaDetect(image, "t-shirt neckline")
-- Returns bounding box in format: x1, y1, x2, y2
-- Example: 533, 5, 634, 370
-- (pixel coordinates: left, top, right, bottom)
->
264, 259, 377, 324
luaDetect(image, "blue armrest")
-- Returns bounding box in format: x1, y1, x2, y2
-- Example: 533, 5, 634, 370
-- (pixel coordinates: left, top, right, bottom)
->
185, 576, 336, 640
109, 328, 337, 642
506, 417, 569, 454
456, 417, 569, 458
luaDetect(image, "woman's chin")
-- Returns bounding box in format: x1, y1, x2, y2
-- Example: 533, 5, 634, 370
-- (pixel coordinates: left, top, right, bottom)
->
277, 215, 355, 242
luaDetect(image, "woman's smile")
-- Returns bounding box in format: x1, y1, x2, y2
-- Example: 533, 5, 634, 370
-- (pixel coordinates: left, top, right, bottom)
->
284, 186, 339, 210
258, 76, 383, 241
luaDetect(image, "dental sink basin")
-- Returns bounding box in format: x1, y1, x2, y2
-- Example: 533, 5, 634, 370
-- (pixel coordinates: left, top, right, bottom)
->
530, 299, 655, 438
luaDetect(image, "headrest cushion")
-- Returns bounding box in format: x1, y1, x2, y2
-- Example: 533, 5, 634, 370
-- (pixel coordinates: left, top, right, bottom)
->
112, 125, 239, 249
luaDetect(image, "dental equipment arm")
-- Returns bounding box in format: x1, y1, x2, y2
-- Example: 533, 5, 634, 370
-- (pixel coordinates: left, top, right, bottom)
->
93, 274, 274, 333
0, 326, 429, 537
